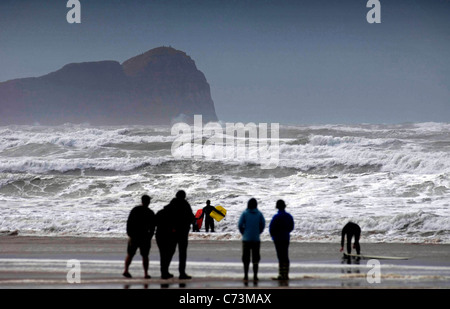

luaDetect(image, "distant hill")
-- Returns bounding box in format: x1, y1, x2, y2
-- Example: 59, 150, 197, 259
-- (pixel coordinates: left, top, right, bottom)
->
0, 47, 217, 125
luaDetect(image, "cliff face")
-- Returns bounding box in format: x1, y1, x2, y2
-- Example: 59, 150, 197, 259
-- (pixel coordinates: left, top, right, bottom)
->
0, 47, 217, 125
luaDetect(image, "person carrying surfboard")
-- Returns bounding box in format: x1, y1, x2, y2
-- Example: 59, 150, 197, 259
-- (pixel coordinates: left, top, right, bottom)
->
269, 200, 294, 280
340, 222, 361, 256
238, 198, 266, 282
200, 200, 223, 232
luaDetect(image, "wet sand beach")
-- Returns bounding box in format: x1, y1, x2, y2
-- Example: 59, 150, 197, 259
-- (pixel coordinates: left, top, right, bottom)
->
0, 235, 449, 289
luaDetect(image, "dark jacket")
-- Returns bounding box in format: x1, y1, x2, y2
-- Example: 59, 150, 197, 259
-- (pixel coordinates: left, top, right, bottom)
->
269, 210, 294, 242
156, 198, 194, 239
126, 205, 156, 240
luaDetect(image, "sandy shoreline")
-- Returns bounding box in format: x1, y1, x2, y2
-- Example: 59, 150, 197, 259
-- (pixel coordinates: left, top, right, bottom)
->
0, 235, 449, 289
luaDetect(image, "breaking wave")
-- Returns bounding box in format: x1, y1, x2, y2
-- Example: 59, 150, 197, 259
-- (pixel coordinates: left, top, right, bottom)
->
0, 122, 449, 242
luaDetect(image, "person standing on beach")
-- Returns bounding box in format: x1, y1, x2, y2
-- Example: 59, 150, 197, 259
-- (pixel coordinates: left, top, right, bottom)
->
269, 200, 294, 280
156, 190, 194, 280
238, 198, 266, 281
123, 195, 156, 279
340, 222, 361, 255
156, 198, 177, 279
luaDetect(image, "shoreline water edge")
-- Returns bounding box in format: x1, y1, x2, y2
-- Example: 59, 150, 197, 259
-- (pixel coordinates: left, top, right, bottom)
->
0, 235, 449, 289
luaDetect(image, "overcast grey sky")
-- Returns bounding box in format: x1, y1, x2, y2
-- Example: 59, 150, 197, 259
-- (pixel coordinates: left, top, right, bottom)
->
1, 0, 449, 124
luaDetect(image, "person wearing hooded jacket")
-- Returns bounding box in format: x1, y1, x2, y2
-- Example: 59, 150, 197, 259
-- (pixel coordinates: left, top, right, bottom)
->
238, 198, 265, 281
269, 200, 294, 280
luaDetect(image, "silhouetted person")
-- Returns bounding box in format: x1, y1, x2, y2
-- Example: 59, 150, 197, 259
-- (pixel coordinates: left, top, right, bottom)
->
156, 190, 194, 280
123, 195, 156, 279
156, 198, 177, 279
200, 200, 218, 232
192, 212, 201, 232
269, 200, 294, 280
238, 198, 265, 281
340, 222, 361, 255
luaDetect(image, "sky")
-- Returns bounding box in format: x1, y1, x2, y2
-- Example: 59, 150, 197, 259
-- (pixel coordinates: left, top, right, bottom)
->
0, 0, 449, 124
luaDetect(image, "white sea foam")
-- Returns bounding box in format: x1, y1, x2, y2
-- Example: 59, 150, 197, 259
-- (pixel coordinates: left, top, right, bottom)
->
0, 123, 449, 243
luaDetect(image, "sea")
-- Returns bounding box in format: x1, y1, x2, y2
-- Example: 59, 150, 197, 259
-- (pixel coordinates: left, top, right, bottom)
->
0, 122, 449, 243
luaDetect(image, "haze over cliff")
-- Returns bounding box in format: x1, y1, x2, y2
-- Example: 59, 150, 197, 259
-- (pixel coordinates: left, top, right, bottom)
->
0, 47, 217, 125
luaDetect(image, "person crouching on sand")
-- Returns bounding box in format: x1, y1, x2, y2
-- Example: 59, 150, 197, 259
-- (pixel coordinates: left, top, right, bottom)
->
123, 195, 156, 279
340, 221, 361, 256
238, 198, 266, 281
269, 200, 294, 280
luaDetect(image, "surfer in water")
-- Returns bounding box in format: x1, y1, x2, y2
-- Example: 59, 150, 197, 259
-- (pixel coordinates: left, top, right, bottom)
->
340, 222, 361, 256
200, 200, 222, 232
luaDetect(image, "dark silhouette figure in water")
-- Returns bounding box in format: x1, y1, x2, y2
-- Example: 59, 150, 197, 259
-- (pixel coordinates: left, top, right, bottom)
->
200, 200, 219, 232
238, 198, 265, 281
192, 211, 201, 232
340, 222, 361, 255
156, 190, 195, 280
269, 200, 294, 280
123, 195, 156, 279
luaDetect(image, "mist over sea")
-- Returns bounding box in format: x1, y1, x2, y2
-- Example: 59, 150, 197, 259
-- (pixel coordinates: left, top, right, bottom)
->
0, 122, 449, 243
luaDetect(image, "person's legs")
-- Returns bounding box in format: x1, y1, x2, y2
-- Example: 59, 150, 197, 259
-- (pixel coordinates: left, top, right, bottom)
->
242, 242, 251, 280
192, 221, 199, 232
355, 229, 361, 255
274, 241, 290, 280
354, 238, 361, 255
140, 239, 151, 279
252, 241, 261, 281
274, 241, 282, 274
346, 234, 353, 254
275, 241, 289, 264
123, 238, 138, 278
178, 233, 191, 279
142, 255, 150, 278
281, 241, 290, 279
123, 255, 133, 278
157, 236, 175, 279
205, 218, 215, 233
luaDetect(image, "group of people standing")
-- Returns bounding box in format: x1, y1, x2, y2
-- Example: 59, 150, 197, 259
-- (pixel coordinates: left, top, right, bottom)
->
123, 191, 194, 280
123, 192, 361, 282
238, 198, 294, 281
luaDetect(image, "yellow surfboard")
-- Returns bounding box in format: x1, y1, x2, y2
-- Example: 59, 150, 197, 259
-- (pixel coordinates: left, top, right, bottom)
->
210, 206, 227, 222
